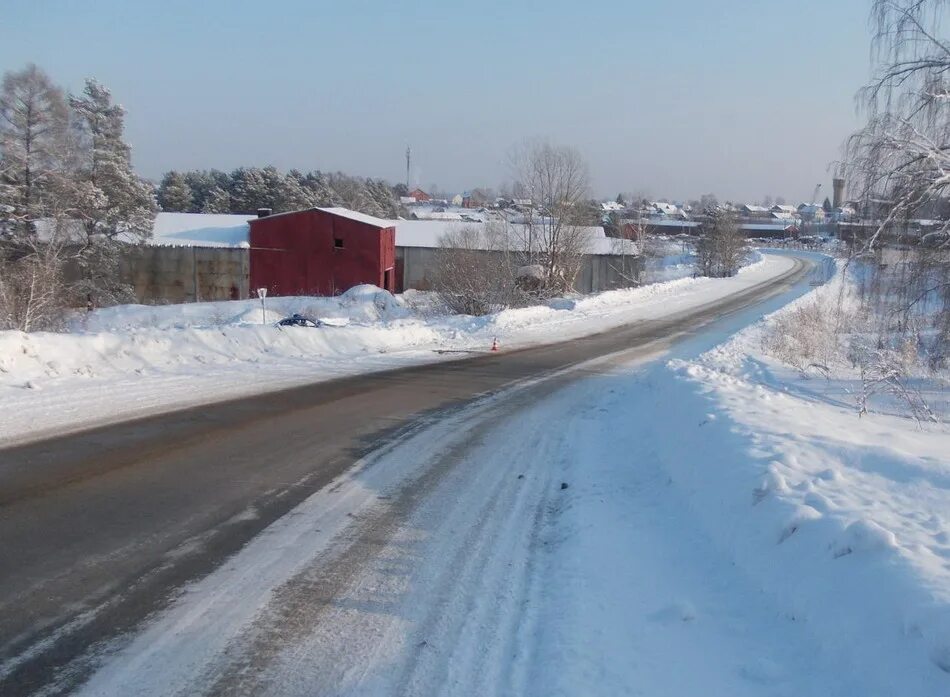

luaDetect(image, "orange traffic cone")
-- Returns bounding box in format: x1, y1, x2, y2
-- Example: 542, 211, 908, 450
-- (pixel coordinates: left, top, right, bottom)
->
490, 337, 499, 352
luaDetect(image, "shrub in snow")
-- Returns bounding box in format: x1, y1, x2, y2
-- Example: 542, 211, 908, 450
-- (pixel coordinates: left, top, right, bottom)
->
855, 343, 940, 426
761, 295, 850, 373
431, 226, 526, 316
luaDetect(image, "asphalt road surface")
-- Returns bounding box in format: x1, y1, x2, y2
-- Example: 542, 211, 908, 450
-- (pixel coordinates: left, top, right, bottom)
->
0, 256, 811, 696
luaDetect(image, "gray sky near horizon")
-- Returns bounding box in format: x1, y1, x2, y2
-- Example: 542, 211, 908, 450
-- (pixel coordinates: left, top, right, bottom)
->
3, 0, 874, 203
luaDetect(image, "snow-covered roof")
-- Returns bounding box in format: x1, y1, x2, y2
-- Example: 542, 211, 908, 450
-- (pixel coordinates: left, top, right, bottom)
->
410, 211, 464, 221
770, 204, 797, 213
392, 220, 631, 255
150, 212, 255, 247
742, 204, 769, 213
740, 223, 797, 232
644, 219, 702, 229
145, 210, 632, 256
316, 207, 394, 228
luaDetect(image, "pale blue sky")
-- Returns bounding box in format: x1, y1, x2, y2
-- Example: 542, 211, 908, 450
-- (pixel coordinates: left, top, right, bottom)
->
3, 0, 874, 202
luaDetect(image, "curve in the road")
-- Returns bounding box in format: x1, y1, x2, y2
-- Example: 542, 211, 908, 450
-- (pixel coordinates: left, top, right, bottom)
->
0, 255, 811, 696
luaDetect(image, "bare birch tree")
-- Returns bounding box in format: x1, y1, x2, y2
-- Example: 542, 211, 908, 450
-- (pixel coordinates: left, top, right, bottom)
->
0, 235, 70, 331
844, 0, 950, 365
510, 141, 593, 294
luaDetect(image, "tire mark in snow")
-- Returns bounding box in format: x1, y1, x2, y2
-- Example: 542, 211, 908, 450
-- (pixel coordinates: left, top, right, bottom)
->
201, 376, 572, 697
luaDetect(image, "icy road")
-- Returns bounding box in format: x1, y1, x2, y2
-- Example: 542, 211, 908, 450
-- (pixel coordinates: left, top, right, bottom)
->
0, 255, 836, 696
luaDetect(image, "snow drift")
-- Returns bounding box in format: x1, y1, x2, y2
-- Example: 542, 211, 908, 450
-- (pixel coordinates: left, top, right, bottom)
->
0, 255, 792, 444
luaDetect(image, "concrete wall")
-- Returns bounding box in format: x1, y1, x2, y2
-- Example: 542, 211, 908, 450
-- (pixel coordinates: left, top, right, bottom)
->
120, 246, 249, 304
395, 246, 644, 294
119, 244, 643, 305
574, 253, 643, 293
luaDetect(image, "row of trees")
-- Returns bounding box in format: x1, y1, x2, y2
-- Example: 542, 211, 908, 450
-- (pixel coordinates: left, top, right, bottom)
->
0, 64, 156, 328
157, 167, 400, 219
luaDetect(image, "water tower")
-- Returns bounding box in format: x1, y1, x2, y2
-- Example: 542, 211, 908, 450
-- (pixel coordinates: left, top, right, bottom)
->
832, 178, 845, 209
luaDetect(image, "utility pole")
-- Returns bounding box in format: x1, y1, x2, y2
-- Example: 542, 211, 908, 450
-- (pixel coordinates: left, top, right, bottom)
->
405, 145, 411, 190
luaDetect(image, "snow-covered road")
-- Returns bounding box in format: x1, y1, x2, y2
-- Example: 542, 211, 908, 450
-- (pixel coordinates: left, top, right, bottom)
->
76, 347, 860, 697
7, 253, 948, 696
63, 255, 893, 697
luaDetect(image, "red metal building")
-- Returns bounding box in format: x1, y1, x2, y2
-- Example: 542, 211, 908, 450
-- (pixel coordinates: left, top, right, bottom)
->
408, 188, 431, 202
249, 207, 396, 296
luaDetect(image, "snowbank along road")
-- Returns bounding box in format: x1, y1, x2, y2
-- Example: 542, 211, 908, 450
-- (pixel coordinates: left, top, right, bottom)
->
0, 255, 812, 696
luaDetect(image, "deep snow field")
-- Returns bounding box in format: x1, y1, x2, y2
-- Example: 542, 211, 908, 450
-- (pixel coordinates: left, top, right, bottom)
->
531, 263, 950, 694
663, 269, 950, 693
0, 253, 782, 445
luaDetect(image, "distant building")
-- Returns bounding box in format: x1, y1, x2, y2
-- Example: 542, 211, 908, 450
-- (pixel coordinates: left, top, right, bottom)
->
451, 194, 464, 207
797, 203, 826, 223
770, 204, 797, 215
409, 210, 464, 221
740, 204, 770, 219
408, 188, 431, 202
462, 190, 488, 209
650, 201, 686, 218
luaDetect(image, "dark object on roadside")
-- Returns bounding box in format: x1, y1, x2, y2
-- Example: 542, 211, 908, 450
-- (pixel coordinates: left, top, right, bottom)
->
517, 474, 525, 480
560, 482, 569, 490
276, 313, 322, 328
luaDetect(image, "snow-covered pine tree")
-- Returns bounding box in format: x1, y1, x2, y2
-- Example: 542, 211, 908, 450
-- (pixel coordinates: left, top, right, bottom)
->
229, 167, 270, 213
0, 64, 70, 239
201, 185, 231, 213
303, 171, 336, 207
368, 178, 398, 218
183, 169, 227, 212
69, 78, 156, 306
156, 170, 193, 212
277, 169, 314, 212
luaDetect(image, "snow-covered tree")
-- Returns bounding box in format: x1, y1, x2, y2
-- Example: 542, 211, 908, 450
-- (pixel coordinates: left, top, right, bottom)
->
694, 211, 748, 278
844, 0, 950, 361
69, 78, 156, 305
157, 170, 193, 211
847, 0, 949, 243
229, 167, 270, 213
304, 171, 337, 206
185, 169, 228, 212
201, 185, 231, 213
263, 166, 312, 212
0, 64, 69, 238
